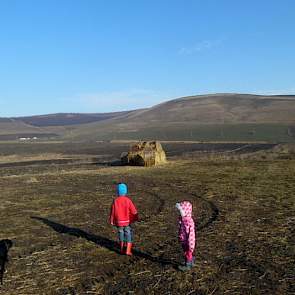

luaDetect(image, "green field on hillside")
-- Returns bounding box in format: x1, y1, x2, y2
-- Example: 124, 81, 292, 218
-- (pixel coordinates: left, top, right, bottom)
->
74, 123, 295, 143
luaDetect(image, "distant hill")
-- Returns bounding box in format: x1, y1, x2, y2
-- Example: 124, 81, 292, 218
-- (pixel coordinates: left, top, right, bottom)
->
1, 94, 295, 142
65, 94, 295, 142
125, 93, 295, 124
0, 118, 42, 135
0, 111, 135, 140
13, 111, 133, 127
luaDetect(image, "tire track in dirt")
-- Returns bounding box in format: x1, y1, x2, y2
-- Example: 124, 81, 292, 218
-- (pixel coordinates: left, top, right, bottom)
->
111, 175, 220, 258
136, 176, 220, 231
119, 177, 167, 223
136, 181, 220, 260
176, 188, 219, 231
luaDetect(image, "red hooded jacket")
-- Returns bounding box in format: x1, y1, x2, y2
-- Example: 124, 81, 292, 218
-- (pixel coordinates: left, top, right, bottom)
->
109, 195, 138, 226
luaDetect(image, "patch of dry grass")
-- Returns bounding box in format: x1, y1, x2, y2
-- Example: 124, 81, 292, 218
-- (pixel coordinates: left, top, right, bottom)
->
0, 156, 294, 294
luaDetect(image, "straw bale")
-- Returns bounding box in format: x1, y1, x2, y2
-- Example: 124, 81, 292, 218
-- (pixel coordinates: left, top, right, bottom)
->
121, 141, 167, 166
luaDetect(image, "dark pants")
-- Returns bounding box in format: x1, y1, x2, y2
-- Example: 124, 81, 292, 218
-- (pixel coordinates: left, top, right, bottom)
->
117, 225, 132, 243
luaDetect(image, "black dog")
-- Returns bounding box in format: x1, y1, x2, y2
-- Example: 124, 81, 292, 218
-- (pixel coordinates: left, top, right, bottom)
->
0, 239, 13, 285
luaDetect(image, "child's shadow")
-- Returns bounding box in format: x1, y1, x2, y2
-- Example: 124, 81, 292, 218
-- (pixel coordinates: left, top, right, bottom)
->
31, 216, 178, 268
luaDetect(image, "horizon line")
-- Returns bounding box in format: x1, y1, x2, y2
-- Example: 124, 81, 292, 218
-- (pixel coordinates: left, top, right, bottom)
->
1, 92, 295, 118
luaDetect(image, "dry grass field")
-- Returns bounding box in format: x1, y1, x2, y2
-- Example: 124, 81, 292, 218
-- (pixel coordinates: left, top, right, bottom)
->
0, 142, 294, 294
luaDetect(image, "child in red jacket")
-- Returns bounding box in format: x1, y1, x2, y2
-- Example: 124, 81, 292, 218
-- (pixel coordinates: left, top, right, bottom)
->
109, 183, 138, 255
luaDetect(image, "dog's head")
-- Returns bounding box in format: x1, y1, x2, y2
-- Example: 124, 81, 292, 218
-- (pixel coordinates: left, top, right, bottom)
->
1, 240, 13, 250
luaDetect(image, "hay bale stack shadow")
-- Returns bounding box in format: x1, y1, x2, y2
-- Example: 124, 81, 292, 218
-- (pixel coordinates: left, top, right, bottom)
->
121, 141, 167, 167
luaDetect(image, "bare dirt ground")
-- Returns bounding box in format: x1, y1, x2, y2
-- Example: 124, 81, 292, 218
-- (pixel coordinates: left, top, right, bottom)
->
0, 143, 294, 294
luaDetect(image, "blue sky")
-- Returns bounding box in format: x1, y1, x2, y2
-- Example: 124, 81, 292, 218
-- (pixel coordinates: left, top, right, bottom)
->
0, 0, 294, 116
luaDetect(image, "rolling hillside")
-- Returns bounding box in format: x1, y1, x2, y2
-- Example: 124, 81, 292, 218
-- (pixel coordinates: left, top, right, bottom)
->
128, 93, 295, 123
1, 94, 295, 142
0, 111, 135, 140
64, 94, 295, 142
0, 118, 39, 134
13, 111, 133, 127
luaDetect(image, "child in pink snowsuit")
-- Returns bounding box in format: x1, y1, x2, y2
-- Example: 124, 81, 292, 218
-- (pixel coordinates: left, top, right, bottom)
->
176, 201, 196, 271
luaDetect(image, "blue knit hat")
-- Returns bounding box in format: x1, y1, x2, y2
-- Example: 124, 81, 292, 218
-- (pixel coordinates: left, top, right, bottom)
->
117, 183, 128, 196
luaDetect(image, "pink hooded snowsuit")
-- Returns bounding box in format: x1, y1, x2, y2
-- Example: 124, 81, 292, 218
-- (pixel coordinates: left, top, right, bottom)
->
176, 201, 196, 262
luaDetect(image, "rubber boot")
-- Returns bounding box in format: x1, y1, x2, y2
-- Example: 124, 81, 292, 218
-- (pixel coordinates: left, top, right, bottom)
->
120, 241, 125, 254
126, 242, 133, 256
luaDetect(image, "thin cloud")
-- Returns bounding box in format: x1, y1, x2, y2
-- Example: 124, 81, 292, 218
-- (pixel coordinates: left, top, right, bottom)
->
178, 38, 224, 56
252, 89, 295, 96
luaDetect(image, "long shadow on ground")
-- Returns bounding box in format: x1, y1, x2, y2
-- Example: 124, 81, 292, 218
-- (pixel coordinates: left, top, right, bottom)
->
31, 216, 178, 268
